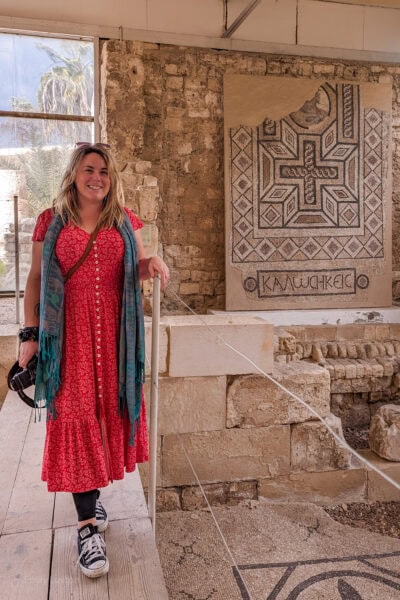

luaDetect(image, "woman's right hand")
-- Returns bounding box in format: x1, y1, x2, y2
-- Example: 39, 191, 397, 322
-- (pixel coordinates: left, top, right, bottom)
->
18, 340, 39, 369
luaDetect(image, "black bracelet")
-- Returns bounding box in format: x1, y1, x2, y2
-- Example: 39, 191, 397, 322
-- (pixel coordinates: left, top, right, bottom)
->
18, 326, 39, 343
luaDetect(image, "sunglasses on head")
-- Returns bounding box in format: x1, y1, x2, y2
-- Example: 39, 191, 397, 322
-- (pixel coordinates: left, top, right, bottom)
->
75, 142, 111, 149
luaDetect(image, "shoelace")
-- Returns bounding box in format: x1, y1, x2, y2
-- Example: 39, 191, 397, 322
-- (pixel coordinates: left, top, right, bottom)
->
96, 500, 106, 520
76, 532, 106, 566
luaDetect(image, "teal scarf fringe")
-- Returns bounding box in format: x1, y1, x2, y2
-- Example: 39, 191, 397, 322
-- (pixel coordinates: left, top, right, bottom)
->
34, 212, 145, 446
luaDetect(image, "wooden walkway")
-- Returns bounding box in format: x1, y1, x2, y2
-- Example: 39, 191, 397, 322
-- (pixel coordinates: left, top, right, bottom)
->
0, 390, 169, 600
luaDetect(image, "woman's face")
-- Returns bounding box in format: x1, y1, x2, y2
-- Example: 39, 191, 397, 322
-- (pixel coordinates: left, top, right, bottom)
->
74, 152, 111, 208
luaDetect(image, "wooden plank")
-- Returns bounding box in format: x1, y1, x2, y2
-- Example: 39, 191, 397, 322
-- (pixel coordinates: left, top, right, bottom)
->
53, 468, 148, 529
0, 529, 52, 600
49, 525, 109, 600
0, 392, 32, 533
3, 413, 53, 534
107, 518, 169, 600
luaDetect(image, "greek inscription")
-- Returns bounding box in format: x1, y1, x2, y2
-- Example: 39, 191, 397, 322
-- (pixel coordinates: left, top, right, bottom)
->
257, 269, 356, 298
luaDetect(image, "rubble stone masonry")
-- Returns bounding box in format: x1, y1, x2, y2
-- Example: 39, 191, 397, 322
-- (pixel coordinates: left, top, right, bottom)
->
100, 40, 400, 313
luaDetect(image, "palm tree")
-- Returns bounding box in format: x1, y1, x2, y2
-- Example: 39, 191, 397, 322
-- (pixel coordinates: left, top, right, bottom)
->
0, 39, 94, 213
37, 41, 94, 117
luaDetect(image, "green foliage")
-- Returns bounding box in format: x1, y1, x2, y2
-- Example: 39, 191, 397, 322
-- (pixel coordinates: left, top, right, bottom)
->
37, 41, 94, 116
0, 39, 93, 215
0, 146, 71, 214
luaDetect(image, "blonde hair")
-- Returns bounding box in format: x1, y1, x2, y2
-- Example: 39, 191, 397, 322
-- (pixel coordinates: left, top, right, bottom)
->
53, 144, 125, 228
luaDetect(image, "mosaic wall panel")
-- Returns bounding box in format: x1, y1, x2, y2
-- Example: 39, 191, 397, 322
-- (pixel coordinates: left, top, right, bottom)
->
224, 75, 392, 310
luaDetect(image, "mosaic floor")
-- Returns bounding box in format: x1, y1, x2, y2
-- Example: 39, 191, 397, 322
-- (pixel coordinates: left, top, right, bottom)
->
156, 502, 400, 599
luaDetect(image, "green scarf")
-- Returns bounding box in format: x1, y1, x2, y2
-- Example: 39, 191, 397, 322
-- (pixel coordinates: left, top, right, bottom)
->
34, 212, 145, 445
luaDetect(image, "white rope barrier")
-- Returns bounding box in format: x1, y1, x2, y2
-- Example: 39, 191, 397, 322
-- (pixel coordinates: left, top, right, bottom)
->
167, 287, 400, 493
146, 283, 400, 597
148, 275, 161, 532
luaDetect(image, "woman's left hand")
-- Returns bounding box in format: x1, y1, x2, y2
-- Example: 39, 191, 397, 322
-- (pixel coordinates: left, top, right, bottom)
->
147, 256, 170, 289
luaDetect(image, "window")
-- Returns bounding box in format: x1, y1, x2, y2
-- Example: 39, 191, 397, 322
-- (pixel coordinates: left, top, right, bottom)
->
0, 33, 94, 292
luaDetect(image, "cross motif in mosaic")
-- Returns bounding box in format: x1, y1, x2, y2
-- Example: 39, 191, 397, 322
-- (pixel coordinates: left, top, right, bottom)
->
230, 83, 386, 263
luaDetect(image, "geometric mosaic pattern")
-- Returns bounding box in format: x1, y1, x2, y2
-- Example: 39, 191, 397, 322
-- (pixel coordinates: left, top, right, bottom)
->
230, 83, 386, 264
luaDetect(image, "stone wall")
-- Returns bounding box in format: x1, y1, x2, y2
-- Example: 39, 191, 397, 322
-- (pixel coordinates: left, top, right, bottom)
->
101, 40, 400, 314
139, 319, 400, 510
275, 323, 400, 437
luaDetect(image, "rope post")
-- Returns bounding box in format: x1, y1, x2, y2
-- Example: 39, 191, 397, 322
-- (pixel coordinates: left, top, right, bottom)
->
148, 274, 161, 532
13, 194, 20, 324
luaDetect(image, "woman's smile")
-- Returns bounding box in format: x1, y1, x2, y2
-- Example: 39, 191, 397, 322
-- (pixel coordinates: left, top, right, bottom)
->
74, 153, 111, 205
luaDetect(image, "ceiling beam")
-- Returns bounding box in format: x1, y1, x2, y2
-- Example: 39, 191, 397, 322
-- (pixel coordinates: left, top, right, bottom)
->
222, 0, 262, 38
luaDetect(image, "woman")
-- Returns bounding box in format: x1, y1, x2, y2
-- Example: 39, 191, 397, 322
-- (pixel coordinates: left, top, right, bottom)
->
18, 143, 169, 578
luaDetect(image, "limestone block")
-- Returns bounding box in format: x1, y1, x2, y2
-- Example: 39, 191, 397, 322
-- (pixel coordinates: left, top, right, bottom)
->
311, 344, 325, 364
135, 160, 152, 174
295, 344, 304, 359
376, 357, 394, 377
369, 404, 400, 461
392, 372, 400, 391
346, 342, 357, 358
166, 76, 183, 90
337, 325, 364, 341
161, 426, 290, 486
156, 488, 181, 511
344, 361, 357, 380
365, 343, 379, 359
375, 325, 390, 341
259, 469, 366, 505
278, 331, 296, 354
330, 379, 352, 394
181, 480, 257, 510
351, 378, 371, 393
291, 414, 352, 472
359, 449, 400, 502
370, 375, 391, 391
333, 361, 346, 379
144, 319, 168, 375
165, 315, 273, 377
179, 282, 200, 295
376, 342, 387, 356
337, 343, 347, 358
384, 342, 396, 356
304, 326, 337, 342
144, 375, 226, 435
370, 361, 384, 378
226, 363, 330, 429
326, 342, 338, 359
355, 344, 367, 359
137, 186, 160, 222
358, 360, 373, 378
353, 361, 365, 378
325, 364, 335, 378
164, 63, 178, 75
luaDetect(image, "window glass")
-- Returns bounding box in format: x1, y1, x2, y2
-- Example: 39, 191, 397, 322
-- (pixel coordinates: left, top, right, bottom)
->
0, 34, 94, 293
0, 34, 94, 116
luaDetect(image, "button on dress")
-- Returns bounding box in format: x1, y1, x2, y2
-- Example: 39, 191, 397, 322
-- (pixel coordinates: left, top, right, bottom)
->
32, 207, 149, 492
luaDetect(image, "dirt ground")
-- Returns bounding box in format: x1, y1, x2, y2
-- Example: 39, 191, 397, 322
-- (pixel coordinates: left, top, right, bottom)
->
324, 500, 400, 540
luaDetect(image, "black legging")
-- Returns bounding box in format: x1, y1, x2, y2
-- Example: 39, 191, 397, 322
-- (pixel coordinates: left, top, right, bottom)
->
72, 489, 99, 522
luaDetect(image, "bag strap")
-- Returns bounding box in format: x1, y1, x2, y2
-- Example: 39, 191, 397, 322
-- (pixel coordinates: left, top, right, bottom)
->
64, 222, 102, 283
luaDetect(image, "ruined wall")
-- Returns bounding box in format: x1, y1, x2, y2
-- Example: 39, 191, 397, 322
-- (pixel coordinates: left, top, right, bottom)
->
100, 40, 400, 314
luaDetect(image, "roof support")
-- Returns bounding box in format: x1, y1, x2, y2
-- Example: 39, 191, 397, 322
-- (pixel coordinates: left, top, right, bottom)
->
222, 0, 262, 38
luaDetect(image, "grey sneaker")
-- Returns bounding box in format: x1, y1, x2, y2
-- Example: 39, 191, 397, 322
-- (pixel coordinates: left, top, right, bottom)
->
96, 498, 109, 532
77, 523, 109, 578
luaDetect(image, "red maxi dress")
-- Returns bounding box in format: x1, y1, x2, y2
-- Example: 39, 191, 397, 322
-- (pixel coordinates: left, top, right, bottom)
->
32, 207, 149, 493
